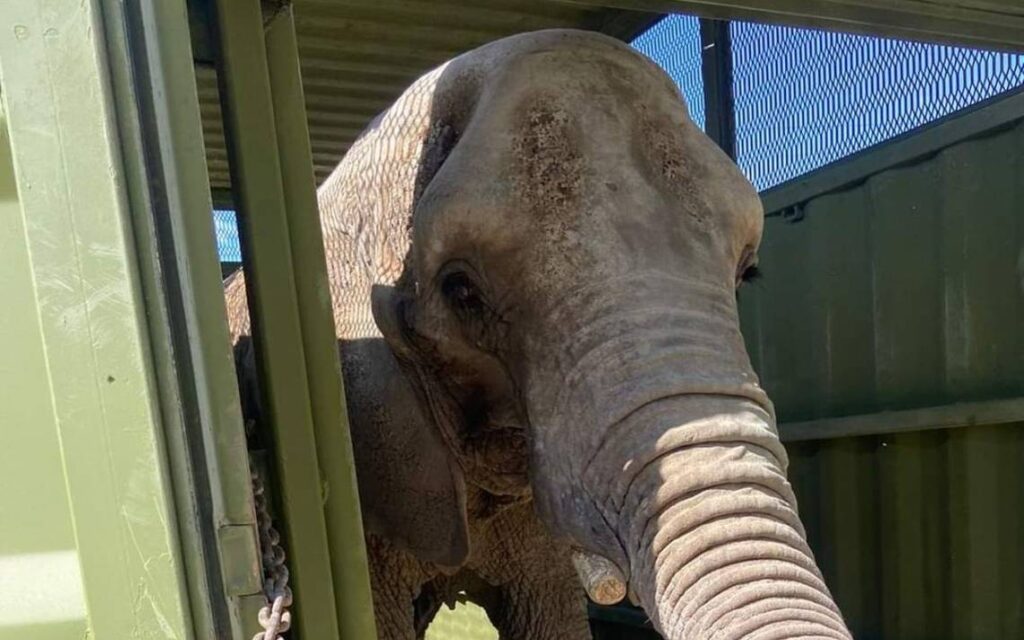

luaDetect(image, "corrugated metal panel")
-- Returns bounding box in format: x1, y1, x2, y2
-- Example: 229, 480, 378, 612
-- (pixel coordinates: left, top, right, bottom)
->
740, 107, 1024, 639
742, 115, 1024, 421
194, 0, 659, 191
787, 424, 1024, 640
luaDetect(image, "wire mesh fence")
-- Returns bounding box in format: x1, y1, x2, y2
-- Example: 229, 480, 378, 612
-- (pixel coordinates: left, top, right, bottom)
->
213, 209, 241, 263
632, 15, 706, 131
730, 22, 1024, 190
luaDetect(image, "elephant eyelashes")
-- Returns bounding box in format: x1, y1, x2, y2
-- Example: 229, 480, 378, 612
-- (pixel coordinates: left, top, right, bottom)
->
441, 271, 488, 317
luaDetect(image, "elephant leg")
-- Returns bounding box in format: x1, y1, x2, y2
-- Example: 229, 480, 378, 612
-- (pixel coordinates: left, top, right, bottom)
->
479, 566, 591, 640
469, 501, 591, 640
366, 533, 433, 640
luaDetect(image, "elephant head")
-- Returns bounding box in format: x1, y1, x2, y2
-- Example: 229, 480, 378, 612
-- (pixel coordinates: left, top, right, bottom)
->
322, 29, 851, 639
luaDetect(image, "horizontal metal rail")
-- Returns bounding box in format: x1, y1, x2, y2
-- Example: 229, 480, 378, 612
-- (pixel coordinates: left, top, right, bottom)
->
779, 397, 1024, 442
556, 0, 1024, 52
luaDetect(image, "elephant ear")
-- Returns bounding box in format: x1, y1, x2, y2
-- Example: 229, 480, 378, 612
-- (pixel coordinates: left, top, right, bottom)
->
340, 285, 469, 569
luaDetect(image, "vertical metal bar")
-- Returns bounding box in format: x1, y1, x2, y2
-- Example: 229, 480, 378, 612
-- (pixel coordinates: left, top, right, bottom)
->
102, 0, 266, 635
700, 19, 737, 159
0, 0, 193, 636
101, 0, 222, 636
264, 8, 378, 638
208, 0, 342, 636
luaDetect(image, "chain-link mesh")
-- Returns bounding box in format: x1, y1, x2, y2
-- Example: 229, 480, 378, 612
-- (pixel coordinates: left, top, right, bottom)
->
632, 16, 706, 130
730, 23, 1024, 190
214, 208, 242, 263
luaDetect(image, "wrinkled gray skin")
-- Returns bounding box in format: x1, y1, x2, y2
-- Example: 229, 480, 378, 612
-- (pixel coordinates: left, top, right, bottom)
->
226, 29, 851, 640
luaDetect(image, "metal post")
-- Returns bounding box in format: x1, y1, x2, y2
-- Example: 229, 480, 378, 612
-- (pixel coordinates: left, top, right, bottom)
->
700, 19, 737, 159
0, 0, 194, 636
264, 8, 378, 638
208, 0, 343, 636
107, 0, 268, 635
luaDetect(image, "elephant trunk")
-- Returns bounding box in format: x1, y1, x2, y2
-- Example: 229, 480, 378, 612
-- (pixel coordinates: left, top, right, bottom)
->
525, 280, 850, 638
594, 395, 851, 639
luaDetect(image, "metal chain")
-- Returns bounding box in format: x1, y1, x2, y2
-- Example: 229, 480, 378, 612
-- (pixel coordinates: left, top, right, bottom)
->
251, 459, 294, 640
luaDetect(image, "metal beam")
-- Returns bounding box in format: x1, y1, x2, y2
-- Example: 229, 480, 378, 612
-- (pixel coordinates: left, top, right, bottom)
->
208, 0, 343, 635
265, 8, 378, 638
594, 9, 664, 41
779, 398, 1024, 442
554, 0, 1024, 51
0, 1, 195, 636
699, 19, 736, 158
107, 0, 266, 635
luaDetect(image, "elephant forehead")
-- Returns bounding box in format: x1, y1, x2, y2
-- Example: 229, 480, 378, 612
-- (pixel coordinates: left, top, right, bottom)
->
510, 96, 586, 221
477, 54, 727, 229
409, 30, 762, 271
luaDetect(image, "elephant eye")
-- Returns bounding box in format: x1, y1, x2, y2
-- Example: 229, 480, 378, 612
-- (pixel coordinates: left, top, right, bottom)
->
441, 271, 486, 316
736, 263, 761, 293
740, 264, 761, 283
736, 246, 761, 288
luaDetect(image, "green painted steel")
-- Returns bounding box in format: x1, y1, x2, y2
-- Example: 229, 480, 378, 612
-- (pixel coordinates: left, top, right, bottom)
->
0, 0, 194, 636
210, 0, 347, 635
97, 2, 224, 636
265, 7, 379, 638
98, 0, 265, 635
738, 102, 1024, 640
784, 424, 1024, 639
742, 110, 1024, 423
0, 93, 89, 640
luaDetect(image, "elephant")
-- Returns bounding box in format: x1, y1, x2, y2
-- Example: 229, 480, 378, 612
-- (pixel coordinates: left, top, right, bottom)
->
224, 29, 852, 640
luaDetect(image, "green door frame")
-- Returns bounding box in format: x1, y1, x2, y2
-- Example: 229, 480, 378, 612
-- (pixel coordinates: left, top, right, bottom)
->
1, 0, 375, 637
205, 0, 377, 636
103, 0, 267, 635
0, 1, 198, 636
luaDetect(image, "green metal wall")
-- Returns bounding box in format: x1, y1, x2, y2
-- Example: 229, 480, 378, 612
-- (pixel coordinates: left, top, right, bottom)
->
741, 124, 1024, 422
785, 424, 1023, 639
0, 95, 88, 640
739, 102, 1024, 639
1, 2, 201, 636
